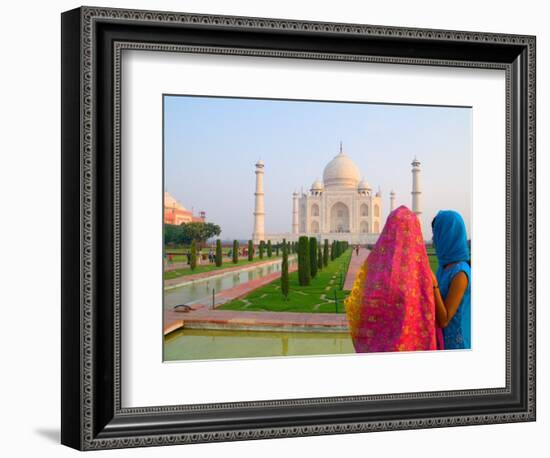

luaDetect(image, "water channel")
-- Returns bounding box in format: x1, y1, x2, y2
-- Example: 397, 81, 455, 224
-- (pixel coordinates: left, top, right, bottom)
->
164, 258, 296, 310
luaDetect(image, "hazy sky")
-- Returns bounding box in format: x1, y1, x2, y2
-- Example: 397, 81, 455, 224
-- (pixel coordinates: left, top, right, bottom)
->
164, 95, 471, 241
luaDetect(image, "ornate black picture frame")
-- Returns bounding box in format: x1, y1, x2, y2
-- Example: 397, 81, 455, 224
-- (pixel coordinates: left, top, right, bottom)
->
61, 6, 536, 450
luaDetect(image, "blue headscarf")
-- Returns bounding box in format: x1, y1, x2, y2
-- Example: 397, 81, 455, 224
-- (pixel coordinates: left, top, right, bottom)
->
432, 210, 469, 267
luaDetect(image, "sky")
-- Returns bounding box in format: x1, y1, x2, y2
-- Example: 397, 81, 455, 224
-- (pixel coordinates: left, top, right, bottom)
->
164, 95, 472, 241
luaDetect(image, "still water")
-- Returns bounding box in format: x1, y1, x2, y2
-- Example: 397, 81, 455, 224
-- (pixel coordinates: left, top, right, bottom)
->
164, 328, 354, 361
164, 258, 296, 310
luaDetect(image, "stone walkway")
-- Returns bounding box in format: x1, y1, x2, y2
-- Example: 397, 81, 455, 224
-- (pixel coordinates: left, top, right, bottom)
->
164, 308, 349, 335
343, 248, 370, 290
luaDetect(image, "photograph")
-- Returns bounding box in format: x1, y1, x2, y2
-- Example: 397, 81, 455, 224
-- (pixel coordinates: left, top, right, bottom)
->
162, 95, 472, 361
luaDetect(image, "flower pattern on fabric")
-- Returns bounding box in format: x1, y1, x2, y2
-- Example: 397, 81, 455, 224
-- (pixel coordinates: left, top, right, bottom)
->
344, 206, 438, 353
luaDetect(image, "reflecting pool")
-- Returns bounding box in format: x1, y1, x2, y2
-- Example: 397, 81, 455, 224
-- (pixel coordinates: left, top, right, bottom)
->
164, 328, 354, 361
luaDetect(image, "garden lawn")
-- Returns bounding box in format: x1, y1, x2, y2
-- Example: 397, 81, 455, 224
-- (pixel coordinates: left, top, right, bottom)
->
219, 249, 352, 314
164, 255, 282, 280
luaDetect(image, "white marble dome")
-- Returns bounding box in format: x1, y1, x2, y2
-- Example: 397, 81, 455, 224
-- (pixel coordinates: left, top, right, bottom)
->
323, 150, 361, 188
310, 179, 324, 191
358, 178, 370, 191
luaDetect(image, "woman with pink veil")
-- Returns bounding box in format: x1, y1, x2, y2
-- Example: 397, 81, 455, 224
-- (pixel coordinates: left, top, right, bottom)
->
345, 205, 442, 353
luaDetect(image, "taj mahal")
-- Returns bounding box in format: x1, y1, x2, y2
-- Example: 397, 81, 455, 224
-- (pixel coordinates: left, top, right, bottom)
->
252, 143, 422, 245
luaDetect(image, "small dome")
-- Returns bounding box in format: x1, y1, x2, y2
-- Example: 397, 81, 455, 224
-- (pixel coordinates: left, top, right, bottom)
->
358, 178, 370, 190
310, 179, 324, 191
322, 148, 361, 189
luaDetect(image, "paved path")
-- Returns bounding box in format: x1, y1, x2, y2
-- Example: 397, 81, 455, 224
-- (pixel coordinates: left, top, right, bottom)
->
164, 308, 349, 335
343, 248, 370, 291
164, 257, 288, 289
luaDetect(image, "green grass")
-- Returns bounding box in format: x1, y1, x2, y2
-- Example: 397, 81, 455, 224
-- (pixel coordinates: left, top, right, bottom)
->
164, 255, 283, 280
219, 249, 352, 314
426, 246, 439, 274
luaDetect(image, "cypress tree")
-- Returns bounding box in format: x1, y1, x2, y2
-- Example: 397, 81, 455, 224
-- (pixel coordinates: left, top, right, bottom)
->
275, 243, 280, 256
248, 240, 254, 261
330, 241, 335, 261
215, 239, 222, 267
281, 242, 289, 300
298, 236, 311, 286
309, 237, 318, 279
267, 240, 272, 257
190, 240, 197, 270
323, 239, 329, 267
232, 240, 239, 264
259, 240, 265, 259
318, 245, 323, 271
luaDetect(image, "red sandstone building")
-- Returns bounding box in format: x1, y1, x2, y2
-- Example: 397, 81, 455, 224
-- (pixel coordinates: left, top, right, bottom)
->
164, 191, 205, 225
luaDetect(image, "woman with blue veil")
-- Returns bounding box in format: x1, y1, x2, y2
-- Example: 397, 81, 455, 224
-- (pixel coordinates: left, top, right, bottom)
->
431, 210, 471, 350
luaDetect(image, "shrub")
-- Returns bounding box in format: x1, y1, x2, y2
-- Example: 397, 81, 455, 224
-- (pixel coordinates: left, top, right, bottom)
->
190, 240, 197, 270
215, 239, 222, 267
248, 240, 254, 261
232, 240, 239, 264
298, 236, 311, 286
281, 243, 289, 299
309, 237, 318, 279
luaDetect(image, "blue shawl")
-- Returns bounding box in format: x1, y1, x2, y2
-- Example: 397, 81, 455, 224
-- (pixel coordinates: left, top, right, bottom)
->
432, 210, 469, 267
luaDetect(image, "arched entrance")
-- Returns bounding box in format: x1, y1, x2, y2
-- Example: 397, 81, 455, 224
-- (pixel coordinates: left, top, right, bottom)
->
330, 202, 350, 233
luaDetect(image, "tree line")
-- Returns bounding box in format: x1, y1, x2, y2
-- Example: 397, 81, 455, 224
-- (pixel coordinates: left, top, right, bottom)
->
164, 222, 221, 246
182, 238, 300, 271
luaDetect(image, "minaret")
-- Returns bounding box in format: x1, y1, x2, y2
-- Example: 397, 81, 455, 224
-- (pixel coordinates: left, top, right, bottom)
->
252, 160, 265, 244
292, 192, 299, 234
390, 190, 396, 212
411, 157, 422, 224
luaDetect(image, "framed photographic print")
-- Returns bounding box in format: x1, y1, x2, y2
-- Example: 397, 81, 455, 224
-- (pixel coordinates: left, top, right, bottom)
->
61, 6, 536, 450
